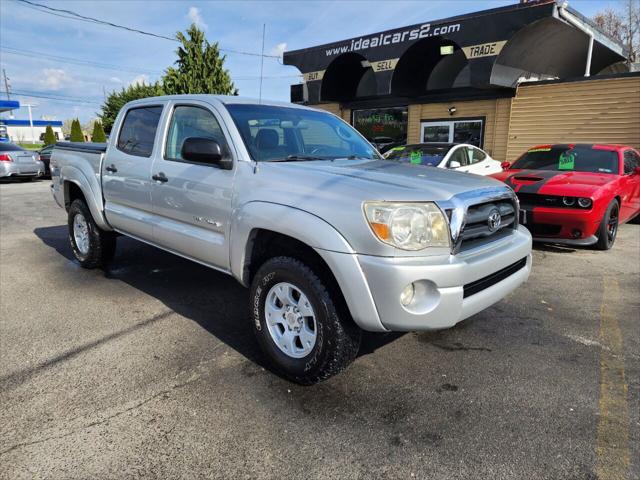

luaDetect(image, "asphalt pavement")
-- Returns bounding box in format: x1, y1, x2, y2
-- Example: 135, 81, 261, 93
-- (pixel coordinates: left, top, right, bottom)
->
1, 180, 638, 479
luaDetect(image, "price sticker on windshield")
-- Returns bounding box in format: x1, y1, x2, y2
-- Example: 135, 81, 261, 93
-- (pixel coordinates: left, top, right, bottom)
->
558, 151, 575, 170
409, 150, 422, 164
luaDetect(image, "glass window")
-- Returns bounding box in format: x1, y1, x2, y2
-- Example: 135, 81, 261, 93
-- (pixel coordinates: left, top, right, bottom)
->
511, 145, 619, 174
423, 125, 450, 143
448, 147, 468, 168
467, 146, 486, 164
165, 106, 229, 161
453, 121, 482, 147
117, 106, 163, 157
0, 143, 25, 152
352, 107, 408, 149
226, 104, 379, 162
623, 150, 639, 174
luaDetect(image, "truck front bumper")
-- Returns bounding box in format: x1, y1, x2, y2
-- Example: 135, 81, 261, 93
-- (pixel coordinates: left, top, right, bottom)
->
318, 226, 532, 332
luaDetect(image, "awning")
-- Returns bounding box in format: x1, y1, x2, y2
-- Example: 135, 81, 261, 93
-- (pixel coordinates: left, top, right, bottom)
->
0, 100, 20, 113
283, 0, 627, 104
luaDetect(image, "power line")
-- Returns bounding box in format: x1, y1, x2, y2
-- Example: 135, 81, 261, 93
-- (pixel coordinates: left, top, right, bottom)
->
10, 91, 101, 106
1, 47, 162, 76
14, 0, 282, 59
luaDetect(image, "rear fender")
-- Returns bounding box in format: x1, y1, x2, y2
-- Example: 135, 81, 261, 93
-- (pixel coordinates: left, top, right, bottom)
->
61, 165, 111, 231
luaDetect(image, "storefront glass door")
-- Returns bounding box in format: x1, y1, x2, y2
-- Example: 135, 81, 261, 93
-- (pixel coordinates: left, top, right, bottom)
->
421, 119, 483, 147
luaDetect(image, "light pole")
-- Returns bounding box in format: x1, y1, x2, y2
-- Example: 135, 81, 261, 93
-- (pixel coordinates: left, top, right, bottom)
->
23, 104, 37, 143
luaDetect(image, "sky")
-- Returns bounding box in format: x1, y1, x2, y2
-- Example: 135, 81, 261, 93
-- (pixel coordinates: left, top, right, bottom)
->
0, 0, 621, 124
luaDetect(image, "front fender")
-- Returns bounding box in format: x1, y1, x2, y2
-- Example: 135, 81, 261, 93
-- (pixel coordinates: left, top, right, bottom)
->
230, 201, 354, 284
61, 165, 112, 231
229, 201, 385, 331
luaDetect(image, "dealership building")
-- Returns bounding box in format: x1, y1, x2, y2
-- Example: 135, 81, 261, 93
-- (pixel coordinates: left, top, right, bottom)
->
283, 0, 640, 161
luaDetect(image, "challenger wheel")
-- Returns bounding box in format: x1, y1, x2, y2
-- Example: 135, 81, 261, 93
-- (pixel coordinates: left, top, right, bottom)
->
68, 199, 116, 268
594, 199, 619, 250
250, 256, 361, 385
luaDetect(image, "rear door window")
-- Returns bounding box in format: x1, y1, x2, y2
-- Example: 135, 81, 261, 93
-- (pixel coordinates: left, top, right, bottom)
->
117, 106, 163, 157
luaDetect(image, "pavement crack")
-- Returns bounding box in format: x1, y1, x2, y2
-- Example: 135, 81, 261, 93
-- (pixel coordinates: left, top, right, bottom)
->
431, 342, 492, 352
0, 376, 197, 457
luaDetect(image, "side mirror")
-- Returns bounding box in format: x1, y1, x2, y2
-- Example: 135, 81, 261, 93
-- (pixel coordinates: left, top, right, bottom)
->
181, 137, 232, 170
501, 161, 511, 170
449, 160, 461, 169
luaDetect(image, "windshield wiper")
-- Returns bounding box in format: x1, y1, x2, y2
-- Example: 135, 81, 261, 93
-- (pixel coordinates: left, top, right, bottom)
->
267, 154, 326, 162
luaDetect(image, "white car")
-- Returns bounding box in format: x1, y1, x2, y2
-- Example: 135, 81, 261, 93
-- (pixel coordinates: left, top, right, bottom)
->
383, 143, 504, 176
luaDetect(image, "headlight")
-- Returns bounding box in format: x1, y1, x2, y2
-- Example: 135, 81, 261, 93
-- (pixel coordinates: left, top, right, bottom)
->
562, 196, 575, 206
578, 197, 592, 208
363, 202, 450, 250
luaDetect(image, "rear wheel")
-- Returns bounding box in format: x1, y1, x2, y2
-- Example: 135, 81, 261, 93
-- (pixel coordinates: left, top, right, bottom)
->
68, 199, 116, 268
594, 200, 619, 250
250, 256, 361, 385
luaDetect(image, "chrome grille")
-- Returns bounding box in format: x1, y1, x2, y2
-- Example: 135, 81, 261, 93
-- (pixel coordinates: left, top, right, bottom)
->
457, 199, 518, 251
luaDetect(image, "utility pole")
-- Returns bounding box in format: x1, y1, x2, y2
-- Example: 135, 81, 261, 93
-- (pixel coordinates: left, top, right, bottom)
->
259, 23, 265, 104
2, 69, 10, 100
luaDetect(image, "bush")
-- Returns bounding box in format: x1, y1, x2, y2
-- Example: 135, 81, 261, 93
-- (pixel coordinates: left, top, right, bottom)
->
70, 119, 84, 142
43, 125, 56, 145
91, 121, 107, 143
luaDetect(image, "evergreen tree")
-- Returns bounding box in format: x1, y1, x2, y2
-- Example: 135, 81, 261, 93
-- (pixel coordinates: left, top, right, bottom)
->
70, 119, 84, 142
43, 125, 56, 145
99, 82, 163, 134
162, 24, 237, 96
91, 121, 107, 143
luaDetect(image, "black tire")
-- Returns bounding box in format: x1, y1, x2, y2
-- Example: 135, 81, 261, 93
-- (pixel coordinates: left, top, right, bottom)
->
594, 199, 619, 250
250, 256, 361, 385
68, 199, 116, 268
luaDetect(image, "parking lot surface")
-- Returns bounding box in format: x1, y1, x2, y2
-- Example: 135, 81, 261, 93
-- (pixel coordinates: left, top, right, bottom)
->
1, 180, 638, 480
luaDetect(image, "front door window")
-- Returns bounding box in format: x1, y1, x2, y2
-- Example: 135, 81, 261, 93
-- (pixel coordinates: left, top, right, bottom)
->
421, 119, 484, 148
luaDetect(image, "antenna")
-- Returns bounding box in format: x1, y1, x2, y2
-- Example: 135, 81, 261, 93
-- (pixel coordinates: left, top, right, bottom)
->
259, 24, 265, 103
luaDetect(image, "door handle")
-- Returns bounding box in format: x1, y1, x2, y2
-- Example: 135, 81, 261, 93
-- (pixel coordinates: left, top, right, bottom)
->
105, 164, 118, 173
152, 172, 168, 183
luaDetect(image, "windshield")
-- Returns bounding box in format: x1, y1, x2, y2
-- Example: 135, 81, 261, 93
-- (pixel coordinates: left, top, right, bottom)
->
511, 145, 619, 174
225, 104, 380, 162
384, 144, 453, 166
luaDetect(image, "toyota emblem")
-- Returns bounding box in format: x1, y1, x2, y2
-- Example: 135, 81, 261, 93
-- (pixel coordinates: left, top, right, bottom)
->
487, 209, 502, 232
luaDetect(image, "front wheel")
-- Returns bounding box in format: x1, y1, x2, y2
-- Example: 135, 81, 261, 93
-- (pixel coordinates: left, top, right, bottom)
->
68, 199, 116, 268
594, 199, 619, 250
250, 256, 361, 385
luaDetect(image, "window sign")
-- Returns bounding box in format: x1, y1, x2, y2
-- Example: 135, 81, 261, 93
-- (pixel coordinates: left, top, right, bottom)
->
352, 107, 408, 151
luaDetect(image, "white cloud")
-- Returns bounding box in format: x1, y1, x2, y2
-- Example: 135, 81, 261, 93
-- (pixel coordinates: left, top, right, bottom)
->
109, 77, 122, 84
129, 74, 150, 87
187, 7, 208, 30
40, 69, 73, 90
270, 42, 287, 59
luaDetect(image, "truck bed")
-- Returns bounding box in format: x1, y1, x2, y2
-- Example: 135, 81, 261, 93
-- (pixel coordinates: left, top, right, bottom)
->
54, 142, 107, 153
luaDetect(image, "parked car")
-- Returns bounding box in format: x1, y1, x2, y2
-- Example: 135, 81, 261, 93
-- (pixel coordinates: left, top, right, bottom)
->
492, 144, 640, 250
38, 144, 54, 177
384, 143, 503, 175
0, 142, 45, 181
51, 95, 532, 384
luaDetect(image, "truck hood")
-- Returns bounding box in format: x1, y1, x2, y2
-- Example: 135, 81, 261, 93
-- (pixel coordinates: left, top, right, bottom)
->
262, 159, 505, 201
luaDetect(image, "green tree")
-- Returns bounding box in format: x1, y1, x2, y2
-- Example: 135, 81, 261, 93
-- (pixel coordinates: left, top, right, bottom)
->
91, 120, 107, 143
162, 24, 237, 96
70, 118, 84, 142
43, 125, 56, 145
99, 82, 163, 134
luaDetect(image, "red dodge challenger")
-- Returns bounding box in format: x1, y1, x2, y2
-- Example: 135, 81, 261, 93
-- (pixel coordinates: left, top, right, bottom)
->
492, 144, 640, 250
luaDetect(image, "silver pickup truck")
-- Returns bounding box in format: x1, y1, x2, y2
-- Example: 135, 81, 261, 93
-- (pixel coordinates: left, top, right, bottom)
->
51, 95, 532, 384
